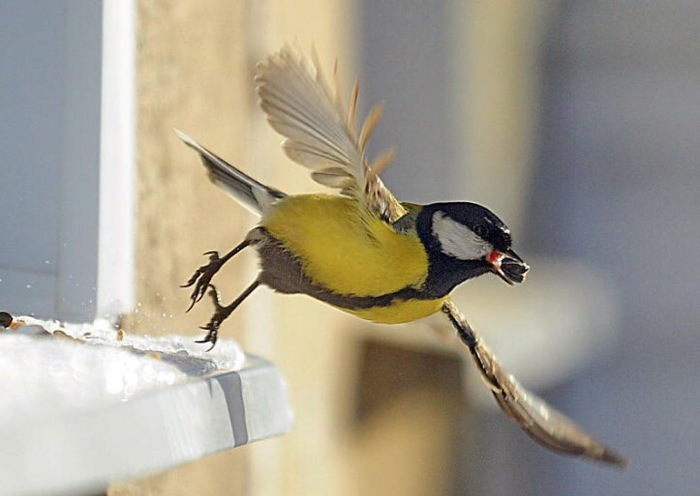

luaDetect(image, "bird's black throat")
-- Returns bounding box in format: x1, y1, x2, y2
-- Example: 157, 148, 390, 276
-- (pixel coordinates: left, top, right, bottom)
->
423, 253, 491, 298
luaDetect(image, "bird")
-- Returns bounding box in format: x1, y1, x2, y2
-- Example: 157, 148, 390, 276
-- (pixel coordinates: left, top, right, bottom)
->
177, 48, 528, 349
177, 47, 627, 468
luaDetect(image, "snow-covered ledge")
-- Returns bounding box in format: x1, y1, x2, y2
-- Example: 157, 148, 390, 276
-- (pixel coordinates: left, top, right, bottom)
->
0, 318, 293, 496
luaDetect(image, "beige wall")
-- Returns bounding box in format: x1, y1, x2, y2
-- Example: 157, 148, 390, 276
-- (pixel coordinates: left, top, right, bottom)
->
114, 1, 358, 495
114, 2, 251, 495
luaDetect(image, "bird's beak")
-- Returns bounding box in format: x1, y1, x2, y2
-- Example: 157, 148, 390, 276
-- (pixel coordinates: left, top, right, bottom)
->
487, 248, 529, 285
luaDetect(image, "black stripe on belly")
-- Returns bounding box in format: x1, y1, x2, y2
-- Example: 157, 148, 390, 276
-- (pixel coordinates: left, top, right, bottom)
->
320, 285, 424, 310
253, 227, 430, 310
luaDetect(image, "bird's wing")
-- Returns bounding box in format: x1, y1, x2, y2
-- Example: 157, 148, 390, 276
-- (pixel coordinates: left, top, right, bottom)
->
255, 46, 407, 224
441, 300, 628, 468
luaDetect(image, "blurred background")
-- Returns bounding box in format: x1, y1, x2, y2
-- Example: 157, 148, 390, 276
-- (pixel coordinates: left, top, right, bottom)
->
2, 1, 700, 495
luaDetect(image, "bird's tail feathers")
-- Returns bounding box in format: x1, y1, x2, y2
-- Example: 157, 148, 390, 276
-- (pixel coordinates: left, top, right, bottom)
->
175, 129, 285, 215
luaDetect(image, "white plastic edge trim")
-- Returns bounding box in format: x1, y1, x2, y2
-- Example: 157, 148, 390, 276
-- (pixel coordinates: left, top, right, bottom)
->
97, 0, 136, 318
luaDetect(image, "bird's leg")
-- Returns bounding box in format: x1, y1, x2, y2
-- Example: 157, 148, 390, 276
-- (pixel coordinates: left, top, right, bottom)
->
196, 280, 261, 351
182, 238, 252, 311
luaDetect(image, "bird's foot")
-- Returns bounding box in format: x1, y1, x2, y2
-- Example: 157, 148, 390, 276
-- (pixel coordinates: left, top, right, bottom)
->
182, 251, 224, 312
195, 284, 226, 351
194, 280, 261, 352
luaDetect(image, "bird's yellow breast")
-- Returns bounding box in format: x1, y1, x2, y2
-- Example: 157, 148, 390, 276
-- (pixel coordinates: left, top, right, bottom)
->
262, 195, 428, 298
345, 297, 447, 324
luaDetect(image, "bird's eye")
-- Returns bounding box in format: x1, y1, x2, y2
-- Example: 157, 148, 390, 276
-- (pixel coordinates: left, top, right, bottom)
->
474, 225, 489, 238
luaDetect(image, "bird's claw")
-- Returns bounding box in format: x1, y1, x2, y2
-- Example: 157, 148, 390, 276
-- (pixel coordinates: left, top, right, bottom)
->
195, 322, 219, 351
181, 251, 224, 312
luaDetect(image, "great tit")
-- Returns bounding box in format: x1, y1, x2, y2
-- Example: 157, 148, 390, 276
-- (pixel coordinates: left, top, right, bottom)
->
178, 49, 528, 347
177, 47, 626, 468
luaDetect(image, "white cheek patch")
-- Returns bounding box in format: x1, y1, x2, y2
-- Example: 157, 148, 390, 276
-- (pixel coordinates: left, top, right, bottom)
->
432, 212, 492, 260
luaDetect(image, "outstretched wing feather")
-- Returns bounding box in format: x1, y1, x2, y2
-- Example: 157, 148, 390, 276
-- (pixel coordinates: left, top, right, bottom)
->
255, 46, 407, 224
441, 300, 628, 468
256, 50, 362, 172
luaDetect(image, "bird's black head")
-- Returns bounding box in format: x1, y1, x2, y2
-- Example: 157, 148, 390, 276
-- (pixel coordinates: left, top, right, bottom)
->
416, 202, 529, 297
